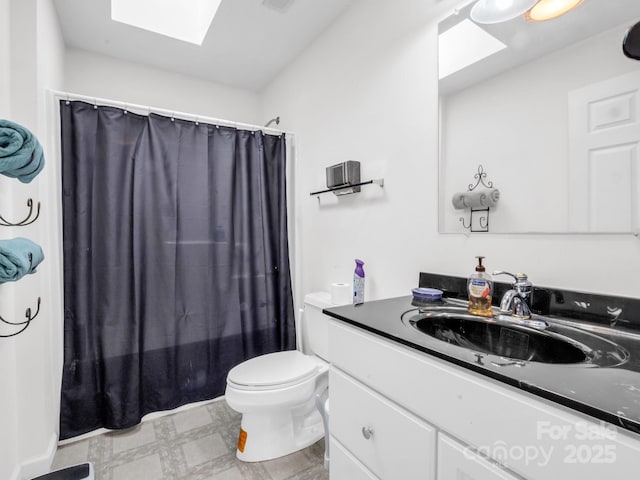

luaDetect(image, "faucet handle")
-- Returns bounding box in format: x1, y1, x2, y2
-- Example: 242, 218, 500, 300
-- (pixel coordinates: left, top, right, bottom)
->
492, 270, 517, 283
493, 271, 530, 284
493, 271, 533, 318
493, 271, 532, 298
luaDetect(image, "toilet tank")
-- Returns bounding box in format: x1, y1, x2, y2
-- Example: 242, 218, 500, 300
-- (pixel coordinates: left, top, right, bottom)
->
299, 292, 333, 361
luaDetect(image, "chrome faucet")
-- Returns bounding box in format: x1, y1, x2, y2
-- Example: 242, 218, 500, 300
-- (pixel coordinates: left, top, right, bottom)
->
492, 271, 533, 319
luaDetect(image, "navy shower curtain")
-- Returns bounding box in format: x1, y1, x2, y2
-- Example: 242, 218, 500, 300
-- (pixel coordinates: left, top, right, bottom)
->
59, 100, 295, 439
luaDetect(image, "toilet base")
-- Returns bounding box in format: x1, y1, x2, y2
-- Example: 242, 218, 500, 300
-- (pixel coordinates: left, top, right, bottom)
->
235, 400, 325, 462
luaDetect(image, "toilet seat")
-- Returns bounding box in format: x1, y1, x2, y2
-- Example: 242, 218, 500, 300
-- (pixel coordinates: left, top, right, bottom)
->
227, 350, 322, 391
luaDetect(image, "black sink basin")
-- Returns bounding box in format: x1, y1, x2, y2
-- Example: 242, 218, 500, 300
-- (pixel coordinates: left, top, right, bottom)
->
412, 313, 585, 363
404, 310, 629, 366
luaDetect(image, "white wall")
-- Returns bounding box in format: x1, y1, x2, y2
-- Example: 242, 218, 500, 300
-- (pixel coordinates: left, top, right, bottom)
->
32, 0, 66, 477
0, 0, 9, 116
64, 48, 262, 125
1, 1, 65, 478
0, 1, 19, 479
441, 24, 640, 233
261, 0, 640, 301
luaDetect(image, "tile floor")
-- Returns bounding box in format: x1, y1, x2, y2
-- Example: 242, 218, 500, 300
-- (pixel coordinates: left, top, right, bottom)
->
52, 399, 328, 480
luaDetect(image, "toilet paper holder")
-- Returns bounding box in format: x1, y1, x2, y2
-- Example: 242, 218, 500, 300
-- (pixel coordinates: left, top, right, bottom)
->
451, 164, 500, 233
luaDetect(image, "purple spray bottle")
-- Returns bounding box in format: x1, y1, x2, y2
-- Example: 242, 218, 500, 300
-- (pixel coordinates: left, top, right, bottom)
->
353, 259, 365, 305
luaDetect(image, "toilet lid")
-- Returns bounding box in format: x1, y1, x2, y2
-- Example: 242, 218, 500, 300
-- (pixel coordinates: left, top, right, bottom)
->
227, 350, 319, 389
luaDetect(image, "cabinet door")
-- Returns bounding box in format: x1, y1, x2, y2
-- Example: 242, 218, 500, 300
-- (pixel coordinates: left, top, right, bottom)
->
330, 367, 436, 480
438, 434, 518, 480
331, 436, 380, 480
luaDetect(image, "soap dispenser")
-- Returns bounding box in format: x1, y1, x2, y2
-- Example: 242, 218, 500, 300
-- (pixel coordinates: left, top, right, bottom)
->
467, 256, 493, 317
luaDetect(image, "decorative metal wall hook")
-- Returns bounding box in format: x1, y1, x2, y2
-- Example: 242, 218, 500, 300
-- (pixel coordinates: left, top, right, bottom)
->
478, 213, 489, 230
467, 164, 493, 191
0, 297, 41, 338
459, 208, 489, 231
25, 296, 41, 322
0, 198, 41, 226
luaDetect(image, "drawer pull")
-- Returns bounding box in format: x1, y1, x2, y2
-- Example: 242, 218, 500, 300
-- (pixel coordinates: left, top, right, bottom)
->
362, 426, 374, 440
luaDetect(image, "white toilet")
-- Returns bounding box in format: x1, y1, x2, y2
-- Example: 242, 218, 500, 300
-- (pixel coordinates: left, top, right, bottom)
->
225, 292, 333, 462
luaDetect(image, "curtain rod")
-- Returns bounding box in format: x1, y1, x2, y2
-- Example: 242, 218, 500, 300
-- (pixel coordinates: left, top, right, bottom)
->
49, 90, 295, 136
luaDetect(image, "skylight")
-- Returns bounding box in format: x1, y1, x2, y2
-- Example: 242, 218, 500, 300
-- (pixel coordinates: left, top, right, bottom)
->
111, 0, 222, 45
438, 19, 507, 79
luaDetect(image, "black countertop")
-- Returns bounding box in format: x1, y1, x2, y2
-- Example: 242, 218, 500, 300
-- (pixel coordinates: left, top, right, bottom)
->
324, 295, 640, 437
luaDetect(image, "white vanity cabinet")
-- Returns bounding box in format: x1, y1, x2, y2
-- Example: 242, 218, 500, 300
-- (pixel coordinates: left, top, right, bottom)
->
328, 319, 640, 480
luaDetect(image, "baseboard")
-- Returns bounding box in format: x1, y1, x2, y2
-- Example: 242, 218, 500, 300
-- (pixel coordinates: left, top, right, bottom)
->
17, 432, 58, 480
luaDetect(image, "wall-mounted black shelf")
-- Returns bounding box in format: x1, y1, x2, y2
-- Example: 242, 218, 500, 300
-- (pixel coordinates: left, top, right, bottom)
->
310, 178, 384, 197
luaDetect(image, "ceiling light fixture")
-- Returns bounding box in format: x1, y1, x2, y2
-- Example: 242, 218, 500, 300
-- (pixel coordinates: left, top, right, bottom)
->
470, 0, 538, 24
111, 0, 222, 45
524, 0, 585, 22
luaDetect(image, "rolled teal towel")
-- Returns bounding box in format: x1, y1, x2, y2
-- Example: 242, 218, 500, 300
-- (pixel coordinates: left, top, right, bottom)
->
0, 238, 44, 284
0, 119, 45, 183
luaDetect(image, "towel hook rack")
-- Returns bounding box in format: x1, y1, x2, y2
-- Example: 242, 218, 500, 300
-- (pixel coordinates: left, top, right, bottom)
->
452, 165, 499, 233
0, 297, 41, 338
0, 198, 41, 226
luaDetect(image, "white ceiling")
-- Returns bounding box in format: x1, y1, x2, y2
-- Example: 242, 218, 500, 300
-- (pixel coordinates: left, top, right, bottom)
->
52, 0, 355, 92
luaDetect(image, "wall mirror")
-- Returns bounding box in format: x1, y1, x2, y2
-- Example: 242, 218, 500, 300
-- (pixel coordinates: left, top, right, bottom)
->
438, 0, 640, 233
